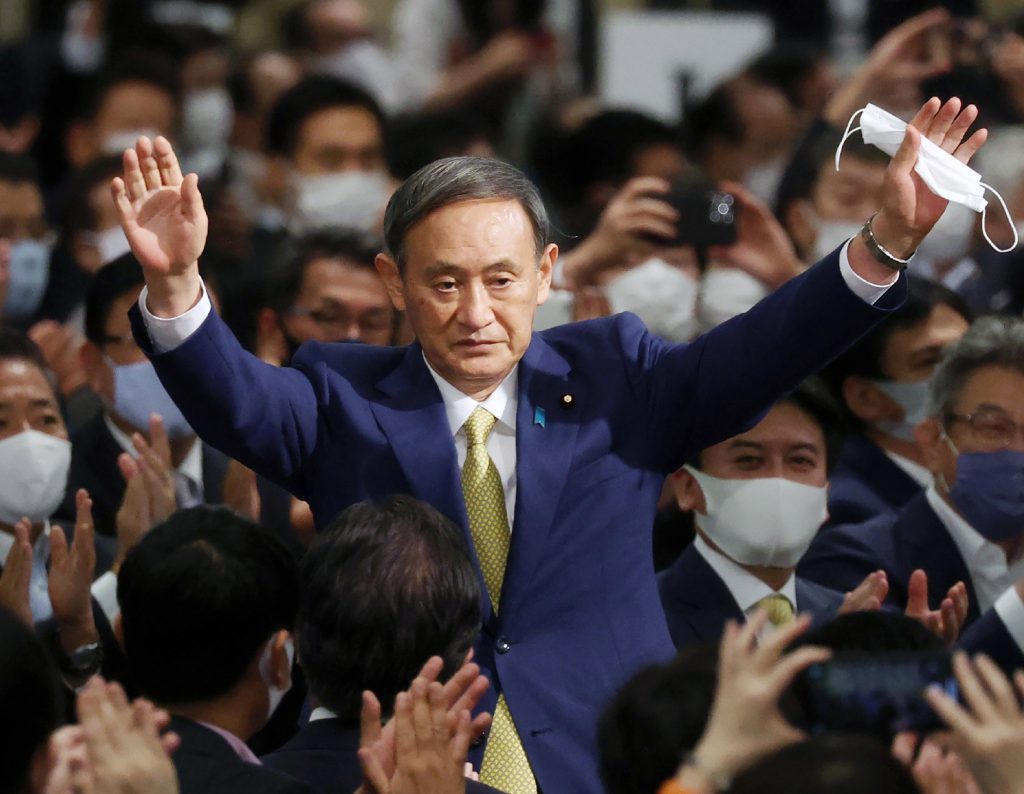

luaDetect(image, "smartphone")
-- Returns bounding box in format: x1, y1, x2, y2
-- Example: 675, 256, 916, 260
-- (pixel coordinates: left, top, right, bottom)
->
658, 181, 740, 248
797, 652, 958, 738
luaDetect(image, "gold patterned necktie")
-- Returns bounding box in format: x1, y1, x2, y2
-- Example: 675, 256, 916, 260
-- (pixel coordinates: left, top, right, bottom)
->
460, 406, 537, 794
756, 594, 796, 627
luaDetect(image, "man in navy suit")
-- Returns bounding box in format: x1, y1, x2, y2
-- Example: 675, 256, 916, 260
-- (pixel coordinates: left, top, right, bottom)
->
658, 381, 849, 649
111, 98, 980, 793
821, 275, 971, 528
263, 495, 501, 793
802, 317, 1024, 671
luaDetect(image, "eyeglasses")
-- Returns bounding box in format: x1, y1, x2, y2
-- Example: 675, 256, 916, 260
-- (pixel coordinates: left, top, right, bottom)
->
945, 410, 1024, 451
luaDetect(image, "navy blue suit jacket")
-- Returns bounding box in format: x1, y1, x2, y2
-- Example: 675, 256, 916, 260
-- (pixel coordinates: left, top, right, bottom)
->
658, 544, 844, 649
825, 434, 922, 528
262, 718, 502, 794
131, 250, 905, 793
800, 492, 1024, 670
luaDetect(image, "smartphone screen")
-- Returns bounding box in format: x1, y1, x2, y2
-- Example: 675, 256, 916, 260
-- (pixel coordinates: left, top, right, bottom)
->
799, 652, 958, 738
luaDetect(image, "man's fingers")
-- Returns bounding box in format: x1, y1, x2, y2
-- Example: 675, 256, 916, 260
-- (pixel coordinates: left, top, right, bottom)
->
768, 645, 832, 692
757, 612, 814, 665
122, 148, 147, 203
360, 691, 383, 748
118, 451, 140, 482
939, 599, 959, 645
358, 747, 391, 794
619, 176, 672, 200
953, 652, 999, 723
74, 489, 95, 554
908, 97, 942, 133
972, 654, 1018, 719
410, 679, 434, 752
469, 711, 492, 742
953, 127, 988, 165
887, 8, 950, 48
137, 137, 162, 192
49, 523, 69, 568
925, 681, 975, 736
941, 103, 978, 153
181, 173, 205, 222
450, 708, 473, 765
924, 97, 962, 146
153, 136, 183, 186
393, 691, 416, 760
147, 414, 172, 467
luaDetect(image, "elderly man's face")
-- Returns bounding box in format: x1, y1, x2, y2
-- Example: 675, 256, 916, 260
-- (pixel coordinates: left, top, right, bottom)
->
377, 199, 554, 399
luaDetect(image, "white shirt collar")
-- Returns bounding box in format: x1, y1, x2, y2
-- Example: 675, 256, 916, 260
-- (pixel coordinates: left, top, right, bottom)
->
422, 355, 518, 438
926, 484, 1004, 567
104, 413, 203, 487
693, 534, 798, 613
883, 449, 934, 488
309, 706, 338, 723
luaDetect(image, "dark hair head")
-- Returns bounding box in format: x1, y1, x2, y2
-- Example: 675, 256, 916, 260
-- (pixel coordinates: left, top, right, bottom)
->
0, 46, 39, 127
0, 327, 50, 376
0, 151, 39, 185
682, 83, 745, 162
799, 611, 944, 655
62, 155, 125, 237
385, 109, 492, 181
117, 506, 301, 704
264, 230, 381, 316
823, 275, 972, 423
75, 50, 181, 124
598, 644, 719, 794
282, 0, 318, 50
729, 734, 920, 794
297, 495, 481, 721
384, 156, 548, 270
265, 75, 385, 158
745, 47, 829, 110
84, 254, 146, 344
0, 607, 63, 793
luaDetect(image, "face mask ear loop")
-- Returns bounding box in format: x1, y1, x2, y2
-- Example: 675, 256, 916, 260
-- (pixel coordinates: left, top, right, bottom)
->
835, 109, 865, 171
980, 181, 1019, 253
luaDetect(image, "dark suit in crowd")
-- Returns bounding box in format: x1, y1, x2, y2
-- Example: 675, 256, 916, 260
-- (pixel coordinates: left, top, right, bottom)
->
825, 434, 923, 528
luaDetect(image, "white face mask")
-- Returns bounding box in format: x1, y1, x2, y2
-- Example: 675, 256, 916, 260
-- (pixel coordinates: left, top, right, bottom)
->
290, 170, 391, 235
697, 267, 769, 331
743, 155, 788, 206
836, 103, 1018, 253
182, 87, 234, 151
685, 466, 828, 568
915, 202, 976, 265
812, 217, 864, 262
82, 225, 132, 267
0, 430, 71, 524
101, 128, 161, 156
870, 377, 931, 443
258, 635, 295, 723
605, 258, 698, 342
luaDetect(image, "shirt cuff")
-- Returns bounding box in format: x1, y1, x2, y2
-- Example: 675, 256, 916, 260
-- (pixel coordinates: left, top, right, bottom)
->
138, 281, 212, 354
90, 571, 119, 624
994, 586, 1024, 654
837, 238, 898, 306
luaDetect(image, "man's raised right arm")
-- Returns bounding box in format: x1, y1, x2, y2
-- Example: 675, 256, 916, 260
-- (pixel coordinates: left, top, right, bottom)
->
113, 136, 320, 494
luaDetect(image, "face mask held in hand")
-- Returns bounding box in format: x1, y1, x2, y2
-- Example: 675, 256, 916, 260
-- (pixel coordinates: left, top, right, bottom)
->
0, 429, 72, 524
836, 103, 1018, 253
684, 466, 829, 567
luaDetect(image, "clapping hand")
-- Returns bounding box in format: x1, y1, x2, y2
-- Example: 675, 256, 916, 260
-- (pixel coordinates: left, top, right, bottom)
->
839, 569, 890, 614
905, 569, 969, 647
49, 489, 99, 655
111, 136, 207, 316
0, 518, 34, 626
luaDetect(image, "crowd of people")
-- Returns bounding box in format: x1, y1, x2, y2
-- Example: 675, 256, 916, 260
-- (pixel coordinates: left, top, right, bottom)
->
6, 0, 1024, 792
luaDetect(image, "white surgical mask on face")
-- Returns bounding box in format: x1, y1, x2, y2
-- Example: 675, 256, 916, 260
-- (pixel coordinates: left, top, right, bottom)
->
259, 635, 295, 723
101, 128, 162, 156
685, 466, 829, 567
871, 377, 931, 443
697, 267, 769, 331
182, 87, 233, 151
605, 258, 698, 342
915, 202, 975, 265
289, 170, 391, 235
0, 430, 71, 525
812, 217, 864, 262
83, 225, 132, 267
836, 103, 1018, 253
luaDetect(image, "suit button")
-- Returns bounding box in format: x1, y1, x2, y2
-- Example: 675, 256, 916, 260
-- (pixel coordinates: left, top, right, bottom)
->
496, 637, 512, 654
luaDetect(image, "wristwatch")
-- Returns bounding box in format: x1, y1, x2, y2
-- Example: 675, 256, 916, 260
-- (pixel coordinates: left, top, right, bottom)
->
59, 641, 103, 677
860, 213, 915, 272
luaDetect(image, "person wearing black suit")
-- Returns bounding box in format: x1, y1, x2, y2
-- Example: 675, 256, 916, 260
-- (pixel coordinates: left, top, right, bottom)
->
262, 496, 501, 793
62, 255, 231, 538
802, 318, 1024, 671
821, 276, 971, 528
116, 506, 312, 794
658, 381, 848, 648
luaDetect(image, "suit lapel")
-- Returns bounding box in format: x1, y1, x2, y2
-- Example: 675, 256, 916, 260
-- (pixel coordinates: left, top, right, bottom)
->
499, 335, 584, 618
663, 547, 745, 642
370, 344, 467, 533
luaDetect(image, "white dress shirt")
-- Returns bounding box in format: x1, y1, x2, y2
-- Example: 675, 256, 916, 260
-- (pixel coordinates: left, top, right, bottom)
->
925, 485, 1024, 652
0, 523, 119, 624
694, 535, 798, 642
884, 449, 934, 488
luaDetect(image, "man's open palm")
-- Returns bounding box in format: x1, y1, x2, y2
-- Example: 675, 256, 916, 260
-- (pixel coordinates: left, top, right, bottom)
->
111, 136, 208, 277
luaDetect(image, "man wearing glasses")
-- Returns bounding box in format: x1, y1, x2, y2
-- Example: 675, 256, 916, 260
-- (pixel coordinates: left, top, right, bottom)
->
802, 316, 1024, 668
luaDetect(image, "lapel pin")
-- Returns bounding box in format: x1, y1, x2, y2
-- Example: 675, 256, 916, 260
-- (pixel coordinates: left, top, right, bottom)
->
561, 393, 574, 409
534, 406, 546, 427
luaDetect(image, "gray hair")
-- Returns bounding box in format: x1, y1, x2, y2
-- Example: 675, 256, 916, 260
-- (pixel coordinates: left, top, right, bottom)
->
927, 316, 1024, 417
383, 156, 549, 269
